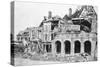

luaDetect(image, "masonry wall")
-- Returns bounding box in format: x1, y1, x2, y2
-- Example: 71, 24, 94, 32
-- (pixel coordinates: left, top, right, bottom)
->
51, 32, 97, 57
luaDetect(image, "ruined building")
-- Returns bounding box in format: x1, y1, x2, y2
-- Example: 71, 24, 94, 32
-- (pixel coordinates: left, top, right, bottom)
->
17, 5, 97, 61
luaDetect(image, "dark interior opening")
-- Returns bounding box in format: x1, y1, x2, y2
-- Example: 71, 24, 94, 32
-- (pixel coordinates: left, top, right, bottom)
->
64, 40, 71, 54
84, 40, 91, 55
74, 40, 81, 53
51, 21, 59, 30
55, 41, 61, 53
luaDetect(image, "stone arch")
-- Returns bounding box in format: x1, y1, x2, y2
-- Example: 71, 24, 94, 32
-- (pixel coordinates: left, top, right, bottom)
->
55, 40, 61, 53
64, 40, 71, 54
74, 40, 81, 53
84, 40, 91, 55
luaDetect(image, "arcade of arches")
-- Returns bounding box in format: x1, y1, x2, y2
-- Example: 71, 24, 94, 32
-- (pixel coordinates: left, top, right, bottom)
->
54, 40, 91, 55
44, 40, 92, 55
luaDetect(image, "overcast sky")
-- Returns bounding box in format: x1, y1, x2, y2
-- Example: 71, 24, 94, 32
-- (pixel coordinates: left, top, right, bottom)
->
14, 1, 97, 39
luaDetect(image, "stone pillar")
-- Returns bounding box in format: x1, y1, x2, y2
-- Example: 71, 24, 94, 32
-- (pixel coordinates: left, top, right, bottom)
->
91, 39, 96, 57
44, 44, 47, 52
81, 37, 84, 53
45, 44, 47, 53
52, 42, 55, 55
71, 38, 74, 55
61, 40, 65, 56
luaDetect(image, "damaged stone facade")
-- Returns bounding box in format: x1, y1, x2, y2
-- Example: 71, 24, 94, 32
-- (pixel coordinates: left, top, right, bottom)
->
16, 5, 97, 62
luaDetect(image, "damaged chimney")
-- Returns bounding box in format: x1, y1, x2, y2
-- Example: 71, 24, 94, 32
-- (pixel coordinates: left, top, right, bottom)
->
48, 11, 52, 19
69, 8, 72, 17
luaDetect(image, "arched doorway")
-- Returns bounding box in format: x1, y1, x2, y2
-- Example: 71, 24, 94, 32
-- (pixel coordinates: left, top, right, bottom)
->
55, 41, 61, 53
64, 40, 71, 54
84, 40, 91, 55
74, 40, 81, 53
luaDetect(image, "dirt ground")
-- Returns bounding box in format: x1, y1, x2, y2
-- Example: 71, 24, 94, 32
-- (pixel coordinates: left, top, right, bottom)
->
14, 57, 64, 66
14, 53, 96, 66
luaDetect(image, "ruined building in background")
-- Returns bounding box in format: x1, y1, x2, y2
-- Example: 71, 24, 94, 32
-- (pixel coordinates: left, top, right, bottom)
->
16, 5, 97, 61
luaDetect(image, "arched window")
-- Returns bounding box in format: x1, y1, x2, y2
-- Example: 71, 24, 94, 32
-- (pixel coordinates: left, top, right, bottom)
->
74, 40, 81, 53
64, 40, 71, 54
84, 40, 91, 55
55, 41, 61, 53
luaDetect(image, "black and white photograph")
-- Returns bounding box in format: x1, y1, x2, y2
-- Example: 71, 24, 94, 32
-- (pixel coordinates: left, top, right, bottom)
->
11, 1, 97, 66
